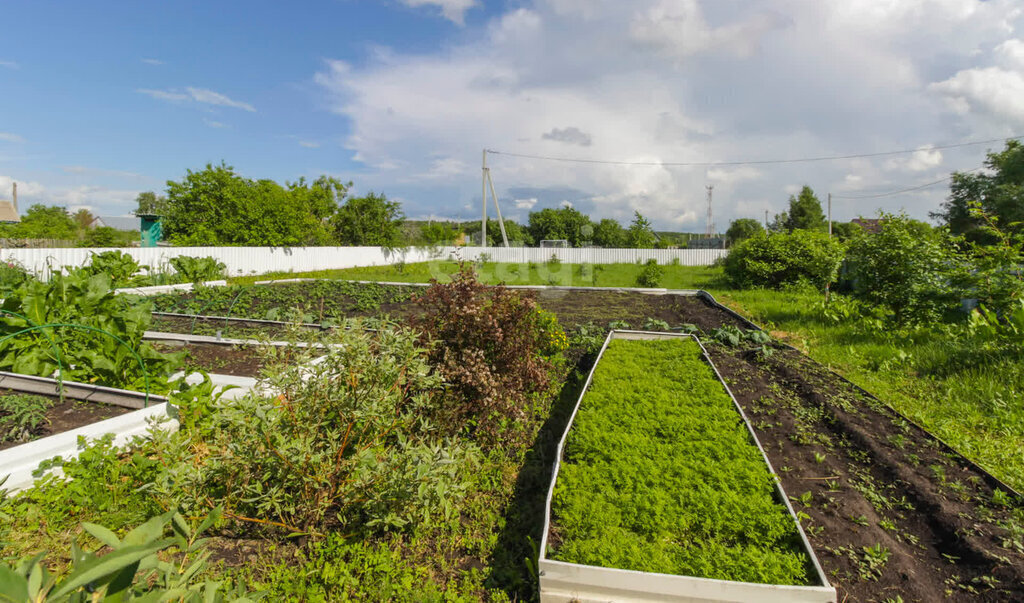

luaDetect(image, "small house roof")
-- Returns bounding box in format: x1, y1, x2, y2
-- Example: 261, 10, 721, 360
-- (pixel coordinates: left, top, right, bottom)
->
93, 216, 140, 231
0, 200, 20, 223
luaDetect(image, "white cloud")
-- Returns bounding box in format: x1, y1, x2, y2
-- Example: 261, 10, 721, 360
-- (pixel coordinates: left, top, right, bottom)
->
0, 133, 25, 143
930, 67, 1024, 126
315, 0, 1024, 227
629, 0, 783, 62
400, 0, 477, 25
995, 39, 1024, 69
137, 87, 256, 112
204, 118, 230, 129
515, 197, 538, 209
0, 60, 18, 69
299, 140, 321, 148
0, 175, 45, 199
0, 174, 143, 216
141, 58, 165, 66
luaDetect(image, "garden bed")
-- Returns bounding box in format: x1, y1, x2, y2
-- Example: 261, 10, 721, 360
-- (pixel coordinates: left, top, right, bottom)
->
0, 390, 131, 451
150, 341, 266, 378
541, 331, 834, 602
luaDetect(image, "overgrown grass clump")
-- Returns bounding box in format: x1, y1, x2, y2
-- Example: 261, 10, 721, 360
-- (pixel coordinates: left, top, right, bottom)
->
551, 338, 813, 585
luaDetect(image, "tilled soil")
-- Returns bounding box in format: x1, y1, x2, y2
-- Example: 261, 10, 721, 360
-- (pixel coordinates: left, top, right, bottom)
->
0, 391, 131, 451
708, 346, 1024, 601
152, 342, 267, 377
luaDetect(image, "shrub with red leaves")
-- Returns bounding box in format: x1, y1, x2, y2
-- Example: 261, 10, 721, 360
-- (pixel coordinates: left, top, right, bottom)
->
413, 264, 567, 449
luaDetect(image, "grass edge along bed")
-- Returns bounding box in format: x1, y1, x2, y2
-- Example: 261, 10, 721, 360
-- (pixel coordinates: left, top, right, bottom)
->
539, 331, 835, 603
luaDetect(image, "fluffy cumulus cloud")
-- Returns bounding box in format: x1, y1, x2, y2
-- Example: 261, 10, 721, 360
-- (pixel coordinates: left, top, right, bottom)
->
317, 0, 1024, 227
0, 173, 142, 216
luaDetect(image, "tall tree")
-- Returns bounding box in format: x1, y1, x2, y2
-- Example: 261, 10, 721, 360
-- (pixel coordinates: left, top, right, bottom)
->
134, 191, 167, 216
935, 140, 1024, 242
592, 218, 627, 247
162, 163, 343, 246
72, 209, 95, 232
725, 218, 765, 246
0, 204, 78, 240
526, 206, 593, 247
332, 191, 405, 248
784, 186, 827, 232
627, 211, 657, 248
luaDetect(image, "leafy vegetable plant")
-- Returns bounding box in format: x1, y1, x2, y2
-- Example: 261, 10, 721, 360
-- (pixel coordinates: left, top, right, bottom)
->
0, 393, 54, 444
551, 338, 813, 585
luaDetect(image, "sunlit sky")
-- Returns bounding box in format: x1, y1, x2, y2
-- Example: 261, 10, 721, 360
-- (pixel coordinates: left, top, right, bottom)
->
2, 0, 1023, 229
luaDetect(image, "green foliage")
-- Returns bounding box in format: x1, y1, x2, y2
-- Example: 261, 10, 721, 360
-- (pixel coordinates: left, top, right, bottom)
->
724, 230, 845, 289
937, 140, 1024, 242
626, 211, 657, 249
134, 191, 167, 216
77, 226, 131, 248
169, 256, 227, 284
0, 507, 257, 601
845, 212, 964, 324
83, 251, 143, 287
0, 268, 184, 391
332, 191, 405, 248
635, 259, 663, 287
419, 221, 461, 245
726, 218, 765, 246
784, 186, 827, 232
962, 201, 1024, 314
0, 205, 78, 241
0, 394, 53, 444
552, 339, 812, 585
463, 219, 532, 247
162, 163, 343, 246
592, 218, 627, 247
0, 259, 32, 298
527, 207, 593, 247
167, 326, 478, 536
413, 264, 568, 448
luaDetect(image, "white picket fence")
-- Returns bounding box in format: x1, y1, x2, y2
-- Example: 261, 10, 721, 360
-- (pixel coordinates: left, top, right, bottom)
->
1, 245, 727, 280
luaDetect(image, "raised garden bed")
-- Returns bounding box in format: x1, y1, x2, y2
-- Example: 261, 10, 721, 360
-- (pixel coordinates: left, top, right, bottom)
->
540, 331, 834, 602
0, 390, 130, 451
0, 372, 171, 492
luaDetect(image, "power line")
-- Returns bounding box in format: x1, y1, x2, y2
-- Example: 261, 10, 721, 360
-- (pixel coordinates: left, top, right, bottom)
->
832, 166, 985, 200
485, 135, 1021, 168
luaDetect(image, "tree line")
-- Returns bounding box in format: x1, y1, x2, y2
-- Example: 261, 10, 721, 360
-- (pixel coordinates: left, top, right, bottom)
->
6, 141, 1021, 248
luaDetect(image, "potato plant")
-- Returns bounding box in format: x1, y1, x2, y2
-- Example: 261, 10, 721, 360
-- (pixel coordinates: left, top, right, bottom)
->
551, 338, 814, 585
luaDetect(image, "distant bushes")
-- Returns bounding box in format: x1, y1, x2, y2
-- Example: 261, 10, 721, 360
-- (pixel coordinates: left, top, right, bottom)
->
723, 231, 845, 289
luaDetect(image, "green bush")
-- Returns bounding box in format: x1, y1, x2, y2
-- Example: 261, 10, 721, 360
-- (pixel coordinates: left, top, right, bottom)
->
723, 230, 845, 289
635, 259, 664, 287
170, 255, 227, 284
166, 326, 479, 536
845, 213, 965, 325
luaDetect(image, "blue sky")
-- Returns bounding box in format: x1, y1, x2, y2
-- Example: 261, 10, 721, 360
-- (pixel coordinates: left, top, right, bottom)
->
2, 0, 1024, 229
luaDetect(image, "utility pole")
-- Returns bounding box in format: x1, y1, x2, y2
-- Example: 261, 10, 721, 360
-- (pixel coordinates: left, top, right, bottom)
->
764, 209, 768, 230
481, 150, 488, 247
705, 185, 714, 238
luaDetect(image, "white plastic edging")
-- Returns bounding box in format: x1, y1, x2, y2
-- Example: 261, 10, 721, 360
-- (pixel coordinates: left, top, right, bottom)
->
0, 403, 174, 493
113, 280, 227, 296
538, 330, 835, 603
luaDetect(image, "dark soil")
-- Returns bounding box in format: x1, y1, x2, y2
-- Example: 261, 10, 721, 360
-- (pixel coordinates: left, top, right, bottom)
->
708, 346, 1024, 601
0, 391, 131, 451
152, 342, 267, 377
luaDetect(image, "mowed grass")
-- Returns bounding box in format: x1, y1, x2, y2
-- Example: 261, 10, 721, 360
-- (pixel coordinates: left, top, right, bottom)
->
235, 261, 1024, 492
231, 261, 725, 289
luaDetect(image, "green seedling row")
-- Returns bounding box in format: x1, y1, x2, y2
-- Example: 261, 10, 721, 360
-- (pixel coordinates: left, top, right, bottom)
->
551, 338, 815, 585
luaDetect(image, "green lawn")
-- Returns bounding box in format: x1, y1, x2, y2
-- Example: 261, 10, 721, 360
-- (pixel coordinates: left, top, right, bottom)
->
237, 261, 1024, 492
